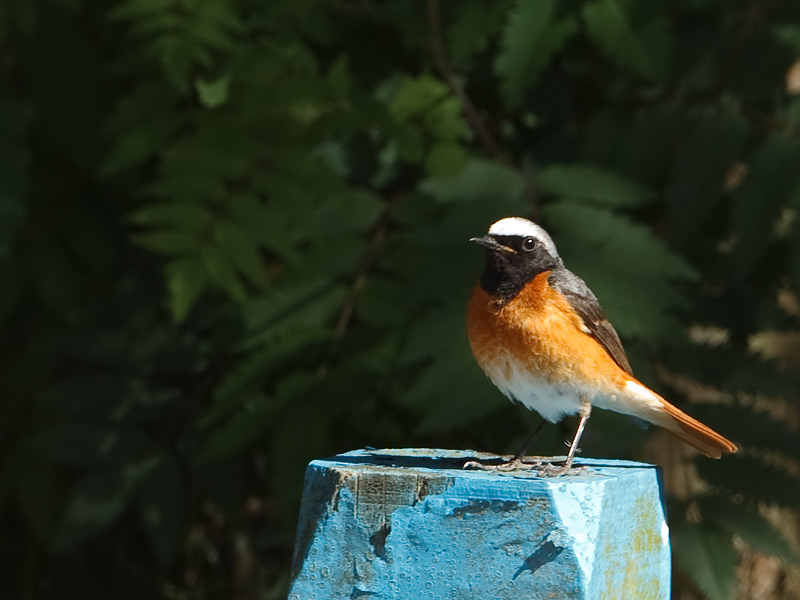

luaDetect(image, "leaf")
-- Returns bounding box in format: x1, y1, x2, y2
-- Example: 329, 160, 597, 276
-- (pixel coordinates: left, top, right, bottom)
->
583, 0, 671, 81
131, 230, 201, 255
392, 123, 424, 163
398, 305, 508, 433
228, 193, 299, 263
696, 455, 800, 508
242, 284, 344, 350
101, 81, 182, 175
128, 203, 213, 233
326, 55, 351, 99
425, 95, 467, 141
213, 220, 270, 290
775, 25, 800, 54
388, 74, 467, 143
198, 394, 277, 463
195, 75, 230, 108
535, 164, 656, 207
200, 244, 247, 302
421, 159, 525, 203
689, 403, 799, 461
241, 277, 339, 338
165, 257, 208, 321
29, 422, 152, 468
446, 0, 510, 69
136, 453, 185, 567
622, 102, 687, 185
425, 142, 468, 177
543, 200, 695, 340
201, 372, 314, 463
405, 346, 509, 434
355, 276, 408, 327
112, 0, 240, 92
698, 496, 799, 564
731, 135, 800, 277
664, 108, 747, 242
671, 516, 738, 600
50, 458, 158, 552
316, 190, 384, 235
201, 328, 327, 427
388, 74, 449, 121
495, 0, 577, 104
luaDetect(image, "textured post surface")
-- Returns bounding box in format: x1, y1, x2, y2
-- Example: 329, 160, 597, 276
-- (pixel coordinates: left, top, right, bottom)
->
288, 449, 670, 600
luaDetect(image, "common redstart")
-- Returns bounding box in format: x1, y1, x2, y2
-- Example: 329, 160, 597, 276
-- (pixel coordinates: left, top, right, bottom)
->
466, 217, 737, 472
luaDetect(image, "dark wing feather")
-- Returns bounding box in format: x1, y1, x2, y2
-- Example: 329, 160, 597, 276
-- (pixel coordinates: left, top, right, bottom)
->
547, 268, 633, 376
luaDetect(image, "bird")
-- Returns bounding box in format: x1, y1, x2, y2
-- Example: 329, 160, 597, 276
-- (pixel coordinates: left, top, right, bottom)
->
466, 216, 737, 472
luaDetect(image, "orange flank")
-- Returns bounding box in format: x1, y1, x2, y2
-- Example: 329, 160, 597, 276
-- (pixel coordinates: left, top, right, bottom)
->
467, 272, 737, 459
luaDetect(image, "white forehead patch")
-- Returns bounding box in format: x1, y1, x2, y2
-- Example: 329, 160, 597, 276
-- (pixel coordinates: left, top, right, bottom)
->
487, 217, 559, 258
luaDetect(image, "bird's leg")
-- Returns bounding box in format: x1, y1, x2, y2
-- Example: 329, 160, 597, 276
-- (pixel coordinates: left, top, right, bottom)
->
564, 398, 591, 470
510, 419, 548, 463
534, 397, 592, 477
512, 419, 549, 462
462, 420, 548, 471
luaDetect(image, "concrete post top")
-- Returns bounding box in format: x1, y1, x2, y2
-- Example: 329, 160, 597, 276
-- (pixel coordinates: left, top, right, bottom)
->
289, 448, 671, 600
313, 447, 661, 479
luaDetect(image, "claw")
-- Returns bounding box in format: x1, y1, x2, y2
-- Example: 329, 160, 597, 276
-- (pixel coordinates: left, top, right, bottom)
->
463, 457, 542, 472
463, 458, 588, 476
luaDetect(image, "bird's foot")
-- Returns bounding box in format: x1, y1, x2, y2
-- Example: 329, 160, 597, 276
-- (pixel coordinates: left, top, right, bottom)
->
463, 457, 540, 472
534, 462, 588, 477
463, 457, 588, 476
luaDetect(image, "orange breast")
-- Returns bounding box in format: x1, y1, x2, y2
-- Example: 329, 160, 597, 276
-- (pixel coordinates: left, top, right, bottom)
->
466, 272, 629, 395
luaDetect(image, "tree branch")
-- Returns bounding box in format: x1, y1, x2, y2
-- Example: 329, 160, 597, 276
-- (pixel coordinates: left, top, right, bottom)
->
426, 0, 542, 219
317, 198, 394, 378
426, 0, 502, 160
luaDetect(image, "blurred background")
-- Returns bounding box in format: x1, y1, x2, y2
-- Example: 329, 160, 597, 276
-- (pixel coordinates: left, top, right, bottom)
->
0, 0, 799, 598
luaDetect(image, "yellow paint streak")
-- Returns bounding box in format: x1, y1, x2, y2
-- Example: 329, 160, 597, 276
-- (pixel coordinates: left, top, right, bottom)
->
599, 494, 664, 600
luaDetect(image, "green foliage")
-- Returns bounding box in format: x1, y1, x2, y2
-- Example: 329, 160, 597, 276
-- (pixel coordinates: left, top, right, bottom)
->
731, 135, 800, 277
664, 108, 747, 243
543, 200, 695, 339
1, 0, 799, 598
495, 0, 578, 104
582, 0, 671, 81
535, 164, 656, 207
698, 496, 799, 564
672, 512, 738, 600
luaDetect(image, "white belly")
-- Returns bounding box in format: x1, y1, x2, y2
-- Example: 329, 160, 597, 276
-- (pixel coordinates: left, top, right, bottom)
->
492, 363, 583, 422
485, 355, 621, 423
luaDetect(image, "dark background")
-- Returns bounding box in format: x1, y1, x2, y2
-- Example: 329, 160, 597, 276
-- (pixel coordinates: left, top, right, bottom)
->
0, 0, 799, 598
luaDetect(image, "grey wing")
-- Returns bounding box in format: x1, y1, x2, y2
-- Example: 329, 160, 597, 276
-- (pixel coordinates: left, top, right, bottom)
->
548, 268, 633, 376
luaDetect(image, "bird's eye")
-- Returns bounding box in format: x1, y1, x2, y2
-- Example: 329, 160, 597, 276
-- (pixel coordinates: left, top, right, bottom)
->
522, 237, 537, 251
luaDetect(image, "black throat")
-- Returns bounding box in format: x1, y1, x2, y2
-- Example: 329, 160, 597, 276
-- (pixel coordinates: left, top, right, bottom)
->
478, 236, 562, 303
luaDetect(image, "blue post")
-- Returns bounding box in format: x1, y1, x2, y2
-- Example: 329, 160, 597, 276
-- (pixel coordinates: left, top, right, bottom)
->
288, 449, 670, 599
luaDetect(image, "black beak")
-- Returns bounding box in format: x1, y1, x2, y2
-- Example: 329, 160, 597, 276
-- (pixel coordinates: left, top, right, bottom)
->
469, 235, 516, 254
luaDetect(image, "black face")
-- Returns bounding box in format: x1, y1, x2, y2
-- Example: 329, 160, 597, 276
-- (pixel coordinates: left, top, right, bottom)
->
473, 234, 562, 302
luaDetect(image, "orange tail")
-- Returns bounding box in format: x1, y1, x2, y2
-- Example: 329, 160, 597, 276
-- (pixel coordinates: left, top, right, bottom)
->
621, 380, 737, 458
656, 399, 737, 459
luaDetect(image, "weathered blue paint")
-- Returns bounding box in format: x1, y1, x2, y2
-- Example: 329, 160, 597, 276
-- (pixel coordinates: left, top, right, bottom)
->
288, 449, 670, 600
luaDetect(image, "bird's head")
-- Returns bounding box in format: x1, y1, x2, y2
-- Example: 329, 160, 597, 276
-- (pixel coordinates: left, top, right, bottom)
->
471, 217, 562, 300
